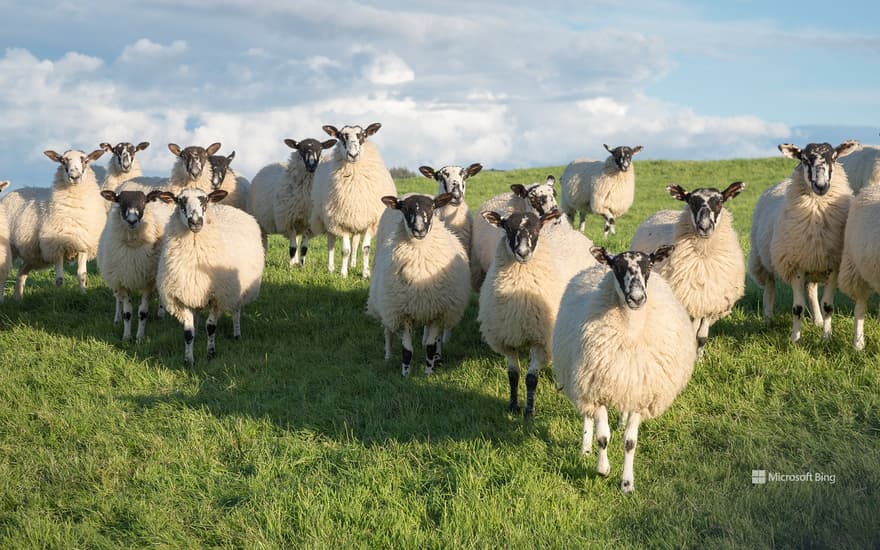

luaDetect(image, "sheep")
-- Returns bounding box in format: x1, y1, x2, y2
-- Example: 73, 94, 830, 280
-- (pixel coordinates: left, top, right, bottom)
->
839, 144, 879, 193
207, 151, 251, 210
0, 180, 11, 301
630, 182, 746, 358
469, 176, 559, 291
99, 141, 150, 193
838, 185, 880, 350
748, 140, 860, 342
366, 192, 470, 376
418, 163, 483, 251
552, 245, 695, 493
477, 207, 595, 419
249, 137, 337, 266
310, 123, 397, 278
153, 188, 264, 367
1, 186, 50, 299
560, 144, 643, 236
97, 189, 165, 342
36, 149, 107, 294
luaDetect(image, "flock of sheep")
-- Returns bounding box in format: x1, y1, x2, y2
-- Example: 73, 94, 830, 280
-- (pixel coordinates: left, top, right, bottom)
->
1, 122, 879, 494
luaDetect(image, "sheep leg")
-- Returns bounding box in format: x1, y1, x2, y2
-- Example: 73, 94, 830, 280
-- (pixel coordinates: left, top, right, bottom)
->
790, 272, 806, 343
383, 327, 393, 360
853, 298, 867, 351
696, 317, 710, 360
54, 260, 64, 287
361, 230, 373, 279
327, 234, 336, 273
524, 346, 544, 419
401, 323, 413, 377
118, 288, 133, 341
581, 415, 594, 454
340, 235, 351, 278
820, 272, 838, 340
299, 233, 309, 266
182, 309, 195, 368
807, 282, 823, 327
350, 233, 360, 271
621, 412, 641, 494
442, 328, 451, 345
233, 309, 241, 340
577, 211, 587, 233
595, 405, 611, 477
424, 324, 442, 375
14, 264, 31, 300
136, 290, 150, 343
602, 215, 616, 236
76, 252, 88, 292
206, 311, 219, 360
288, 230, 300, 268
506, 353, 521, 413
762, 276, 776, 321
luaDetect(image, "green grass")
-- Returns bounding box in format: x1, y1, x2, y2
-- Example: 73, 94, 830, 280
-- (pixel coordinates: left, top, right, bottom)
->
1, 158, 879, 548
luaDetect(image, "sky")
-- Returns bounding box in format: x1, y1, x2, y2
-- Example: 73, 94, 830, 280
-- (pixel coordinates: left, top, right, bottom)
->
0, 0, 878, 188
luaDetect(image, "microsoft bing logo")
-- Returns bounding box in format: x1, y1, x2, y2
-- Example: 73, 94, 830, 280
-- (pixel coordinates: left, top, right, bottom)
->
752, 470, 767, 484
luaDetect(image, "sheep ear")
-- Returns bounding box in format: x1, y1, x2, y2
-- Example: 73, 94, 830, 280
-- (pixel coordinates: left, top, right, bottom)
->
227, 151, 235, 162
481, 211, 504, 228
651, 244, 675, 264
539, 209, 563, 228
465, 163, 483, 178
834, 139, 861, 160
666, 184, 689, 202
632, 145, 643, 155
590, 246, 612, 265
603, 144, 613, 153
778, 143, 801, 160
100, 190, 118, 203
168, 143, 182, 156
0, 180, 9, 192
545, 175, 556, 187
322, 125, 339, 138
419, 166, 436, 179
152, 191, 176, 204
44, 150, 62, 163
207, 189, 228, 203
86, 149, 105, 163
136, 141, 150, 152
145, 190, 164, 203
365, 123, 381, 136
100, 142, 113, 152
206, 143, 222, 156
380, 195, 399, 209
721, 181, 745, 202
321, 139, 337, 150
510, 184, 528, 198
434, 192, 454, 209
284, 138, 298, 149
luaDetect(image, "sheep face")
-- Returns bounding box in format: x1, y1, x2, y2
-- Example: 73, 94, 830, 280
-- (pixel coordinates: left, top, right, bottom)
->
101, 190, 153, 229
322, 123, 381, 163
101, 141, 149, 173
208, 152, 235, 190
419, 163, 483, 206
482, 209, 562, 263
591, 245, 674, 310
667, 181, 744, 238
168, 142, 222, 180
381, 193, 454, 240
604, 144, 643, 172
284, 138, 337, 173
155, 188, 228, 233
779, 140, 860, 196
44, 149, 104, 185
511, 176, 559, 216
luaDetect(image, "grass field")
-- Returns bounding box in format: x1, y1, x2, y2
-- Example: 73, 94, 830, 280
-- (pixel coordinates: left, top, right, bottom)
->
1, 158, 879, 548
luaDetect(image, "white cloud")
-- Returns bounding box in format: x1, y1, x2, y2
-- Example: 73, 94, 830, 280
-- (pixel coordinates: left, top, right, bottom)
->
362, 53, 415, 85
118, 39, 187, 63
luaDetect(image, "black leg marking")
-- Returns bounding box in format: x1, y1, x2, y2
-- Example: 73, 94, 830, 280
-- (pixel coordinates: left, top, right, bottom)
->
300, 245, 308, 259
139, 311, 147, 322
597, 435, 608, 450
793, 305, 803, 317
508, 370, 520, 413
524, 372, 538, 419
207, 323, 217, 336
55, 277, 63, 287
823, 303, 833, 316
696, 336, 707, 349
622, 480, 632, 490
123, 312, 132, 322
402, 346, 413, 369
363, 245, 371, 255
289, 245, 296, 259
184, 329, 194, 345
625, 439, 636, 452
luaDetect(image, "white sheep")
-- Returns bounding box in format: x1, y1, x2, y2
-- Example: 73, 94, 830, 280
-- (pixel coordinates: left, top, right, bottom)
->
469, 176, 559, 291
1, 186, 50, 299
560, 144, 643, 236
0, 180, 11, 301
97, 189, 165, 342
630, 182, 746, 358
418, 163, 483, 251
839, 144, 879, 193
552, 245, 695, 493
207, 151, 251, 210
366, 193, 470, 376
748, 140, 859, 342
310, 123, 397, 278
478, 208, 595, 419
153, 188, 264, 367
249, 137, 337, 266
838, 184, 880, 350
99, 141, 150, 193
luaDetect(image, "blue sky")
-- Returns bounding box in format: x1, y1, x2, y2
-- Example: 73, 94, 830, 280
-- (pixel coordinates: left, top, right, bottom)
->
0, 0, 877, 188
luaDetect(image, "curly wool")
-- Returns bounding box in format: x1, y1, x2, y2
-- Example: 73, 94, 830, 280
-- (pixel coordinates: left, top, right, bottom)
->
97, 203, 165, 297
840, 145, 880, 194
436, 202, 472, 253
101, 156, 143, 193
632, 209, 744, 322
39, 165, 106, 263
250, 152, 314, 237
1, 187, 51, 270
560, 156, 635, 220
310, 140, 397, 237
216, 169, 250, 211
839, 185, 880, 301
552, 267, 696, 420
157, 205, 264, 320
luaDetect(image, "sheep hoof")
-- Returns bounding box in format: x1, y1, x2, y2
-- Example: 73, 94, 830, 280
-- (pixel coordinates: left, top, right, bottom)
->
523, 407, 535, 420
508, 401, 521, 414
789, 331, 801, 343
854, 338, 865, 351
122, 335, 132, 342
207, 349, 216, 360
621, 479, 634, 494
401, 365, 411, 377
423, 366, 434, 376
184, 358, 194, 369
55, 277, 63, 287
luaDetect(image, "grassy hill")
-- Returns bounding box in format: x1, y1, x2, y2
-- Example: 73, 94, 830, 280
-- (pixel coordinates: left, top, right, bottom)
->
1, 158, 878, 547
